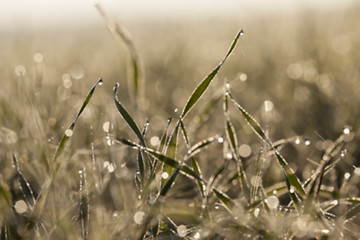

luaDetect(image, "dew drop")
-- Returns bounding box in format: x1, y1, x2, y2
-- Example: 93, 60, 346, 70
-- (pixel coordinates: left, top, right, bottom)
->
15, 65, 26, 77
98, 79, 103, 85
225, 83, 231, 89
14, 200, 28, 214
177, 225, 187, 237
240, 30, 245, 36
174, 108, 178, 113
150, 136, 160, 147
226, 153, 233, 160
304, 139, 310, 146
134, 211, 145, 224
217, 137, 224, 143
295, 137, 301, 145
290, 186, 295, 193
65, 129, 73, 137
264, 100, 274, 112
239, 73, 247, 81
344, 172, 351, 180
78, 170, 83, 174
194, 231, 201, 239
103, 121, 110, 133
341, 149, 347, 157
254, 208, 260, 217
63, 78, 72, 89
343, 127, 350, 135
161, 172, 169, 179
107, 163, 115, 173
250, 176, 262, 187
33, 52, 43, 63
103, 161, 109, 168
239, 144, 252, 158
266, 195, 279, 209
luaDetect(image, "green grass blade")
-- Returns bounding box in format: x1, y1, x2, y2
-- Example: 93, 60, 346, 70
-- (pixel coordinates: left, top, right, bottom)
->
179, 119, 205, 196
113, 83, 146, 146
160, 166, 181, 197
54, 78, 103, 171
12, 153, 36, 208
213, 188, 234, 211
180, 30, 244, 119
343, 204, 360, 222
95, 3, 144, 102
29, 78, 102, 227
229, 94, 305, 200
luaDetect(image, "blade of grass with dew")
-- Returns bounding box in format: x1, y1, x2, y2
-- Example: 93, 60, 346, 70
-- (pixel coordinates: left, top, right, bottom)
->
180, 29, 244, 119
184, 135, 218, 160
343, 204, 360, 223
179, 119, 205, 196
113, 83, 146, 146
12, 153, 36, 208
224, 93, 249, 196
136, 120, 151, 189
79, 168, 89, 240
229, 93, 305, 198
163, 121, 180, 178
213, 188, 234, 211
160, 166, 181, 197
95, 3, 144, 102
28, 78, 103, 229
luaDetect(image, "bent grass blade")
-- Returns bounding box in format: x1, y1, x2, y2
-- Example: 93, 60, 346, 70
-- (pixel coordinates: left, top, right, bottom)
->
180, 29, 244, 119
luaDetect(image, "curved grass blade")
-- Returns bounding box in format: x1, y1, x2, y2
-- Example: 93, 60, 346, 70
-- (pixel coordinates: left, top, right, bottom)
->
12, 153, 36, 208
28, 78, 103, 228
113, 83, 146, 146
229, 93, 305, 203
180, 29, 244, 119
95, 3, 144, 102
160, 166, 181, 197
79, 168, 89, 240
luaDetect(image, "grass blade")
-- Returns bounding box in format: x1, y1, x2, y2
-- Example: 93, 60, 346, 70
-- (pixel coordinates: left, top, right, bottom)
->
12, 153, 36, 208
213, 188, 234, 211
180, 29, 244, 119
113, 83, 146, 146
229, 93, 305, 203
29, 78, 103, 228
95, 3, 144, 102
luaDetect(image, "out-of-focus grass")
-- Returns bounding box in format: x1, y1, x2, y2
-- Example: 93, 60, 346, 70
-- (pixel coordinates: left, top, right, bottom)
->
0, 4, 360, 239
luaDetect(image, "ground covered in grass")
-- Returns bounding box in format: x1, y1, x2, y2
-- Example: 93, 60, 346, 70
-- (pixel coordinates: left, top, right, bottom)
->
1, 3, 360, 239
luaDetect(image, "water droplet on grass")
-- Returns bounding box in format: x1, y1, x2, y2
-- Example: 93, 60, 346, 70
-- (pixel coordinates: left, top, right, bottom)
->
161, 172, 169, 179
305, 139, 310, 146
217, 137, 224, 143
14, 200, 28, 214
103, 121, 110, 132
290, 186, 295, 193
344, 172, 351, 180
343, 126, 350, 135
226, 153, 233, 160
194, 231, 201, 239
266, 195, 279, 209
65, 129, 73, 137
134, 211, 145, 224
295, 137, 301, 144
177, 225, 187, 237
250, 176, 262, 187
240, 30, 245, 36
225, 83, 231, 89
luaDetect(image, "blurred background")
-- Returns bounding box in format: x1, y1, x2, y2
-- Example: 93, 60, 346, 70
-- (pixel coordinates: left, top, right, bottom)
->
1, 0, 360, 205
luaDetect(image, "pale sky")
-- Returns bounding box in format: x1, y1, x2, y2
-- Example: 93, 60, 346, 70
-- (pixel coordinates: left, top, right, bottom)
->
0, 0, 355, 31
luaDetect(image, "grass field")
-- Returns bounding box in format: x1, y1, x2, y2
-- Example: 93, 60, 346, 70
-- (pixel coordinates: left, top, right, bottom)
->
1, 3, 360, 239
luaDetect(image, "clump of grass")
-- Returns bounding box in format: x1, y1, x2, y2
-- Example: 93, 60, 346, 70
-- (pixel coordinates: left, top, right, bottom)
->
1, 17, 360, 240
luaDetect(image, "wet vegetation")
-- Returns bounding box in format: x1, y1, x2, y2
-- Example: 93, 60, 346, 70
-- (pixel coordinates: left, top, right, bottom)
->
0, 3, 360, 239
